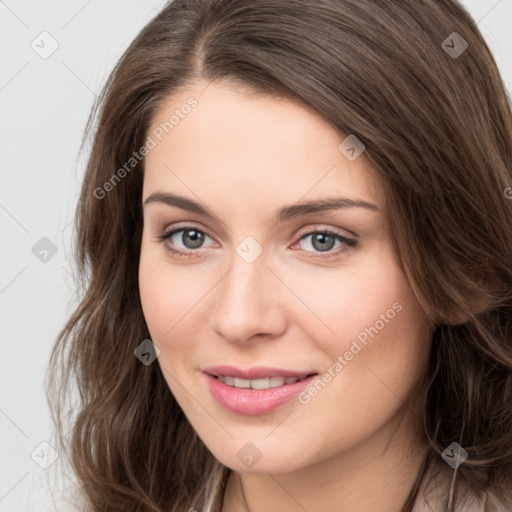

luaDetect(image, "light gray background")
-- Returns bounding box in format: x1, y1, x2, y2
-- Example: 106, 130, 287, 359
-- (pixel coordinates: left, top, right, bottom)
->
1, 1, 511, 510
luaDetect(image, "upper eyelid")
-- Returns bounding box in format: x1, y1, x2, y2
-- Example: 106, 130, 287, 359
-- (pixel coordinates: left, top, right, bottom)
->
162, 222, 217, 243
297, 227, 352, 239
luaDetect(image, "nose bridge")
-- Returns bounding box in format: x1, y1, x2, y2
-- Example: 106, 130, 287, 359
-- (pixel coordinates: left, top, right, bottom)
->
212, 243, 284, 343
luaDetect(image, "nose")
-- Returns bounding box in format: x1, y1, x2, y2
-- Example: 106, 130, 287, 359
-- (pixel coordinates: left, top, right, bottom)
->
211, 249, 287, 344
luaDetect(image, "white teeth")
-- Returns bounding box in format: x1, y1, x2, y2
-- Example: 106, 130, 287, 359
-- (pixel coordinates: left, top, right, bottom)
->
269, 377, 286, 387
233, 378, 251, 389
217, 375, 303, 389
251, 378, 271, 389
223, 376, 235, 386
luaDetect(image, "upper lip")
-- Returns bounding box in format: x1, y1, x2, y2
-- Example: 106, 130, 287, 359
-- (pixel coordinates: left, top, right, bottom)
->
203, 365, 317, 380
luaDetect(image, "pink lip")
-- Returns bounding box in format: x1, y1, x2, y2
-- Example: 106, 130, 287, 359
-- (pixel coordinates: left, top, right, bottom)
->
203, 366, 318, 416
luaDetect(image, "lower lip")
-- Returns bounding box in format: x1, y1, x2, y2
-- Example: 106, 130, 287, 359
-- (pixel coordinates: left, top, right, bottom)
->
205, 373, 318, 416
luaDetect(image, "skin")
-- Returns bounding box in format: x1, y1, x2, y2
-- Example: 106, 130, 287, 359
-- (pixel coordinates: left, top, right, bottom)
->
138, 79, 435, 512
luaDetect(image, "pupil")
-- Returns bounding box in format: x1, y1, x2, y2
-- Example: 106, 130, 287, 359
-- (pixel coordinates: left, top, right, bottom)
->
312, 233, 335, 252
184, 230, 204, 249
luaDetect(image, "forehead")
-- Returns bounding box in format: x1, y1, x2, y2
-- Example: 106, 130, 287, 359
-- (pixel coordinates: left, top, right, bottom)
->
143, 79, 384, 211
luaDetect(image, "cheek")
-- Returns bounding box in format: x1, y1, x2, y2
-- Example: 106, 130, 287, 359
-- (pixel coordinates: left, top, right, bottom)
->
281, 242, 418, 354
311, 267, 430, 417
138, 241, 215, 357
138, 237, 168, 329
287, 241, 431, 412
139, 256, 176, 341
292, 274, 430, 463
138, 252, 200, 401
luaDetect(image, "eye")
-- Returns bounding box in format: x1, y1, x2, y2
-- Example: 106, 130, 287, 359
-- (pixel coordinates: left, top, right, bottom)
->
157, 225, 357, 260
292, 229, 357, 258
157, 226, 216, 258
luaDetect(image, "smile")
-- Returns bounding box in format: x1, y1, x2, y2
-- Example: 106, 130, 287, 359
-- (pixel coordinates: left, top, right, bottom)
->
215, 375, 310, 389
203, 366, 319, 415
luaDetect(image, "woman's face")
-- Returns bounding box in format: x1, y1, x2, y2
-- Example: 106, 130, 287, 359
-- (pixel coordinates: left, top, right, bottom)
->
139, 79, 433, 474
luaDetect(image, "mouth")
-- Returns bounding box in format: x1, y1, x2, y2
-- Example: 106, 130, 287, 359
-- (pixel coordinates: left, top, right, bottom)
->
203, 365, 319, 415
211, 374, 315, 390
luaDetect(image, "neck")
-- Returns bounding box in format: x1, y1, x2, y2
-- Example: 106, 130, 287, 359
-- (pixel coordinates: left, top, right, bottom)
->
222, 405, 431, 512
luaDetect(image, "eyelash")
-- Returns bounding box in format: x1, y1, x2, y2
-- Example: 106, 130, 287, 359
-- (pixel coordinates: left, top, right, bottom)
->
157, 224, 358, 260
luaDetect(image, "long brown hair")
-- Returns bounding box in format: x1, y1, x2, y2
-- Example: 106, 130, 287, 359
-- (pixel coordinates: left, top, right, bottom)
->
47, 1, 512, 510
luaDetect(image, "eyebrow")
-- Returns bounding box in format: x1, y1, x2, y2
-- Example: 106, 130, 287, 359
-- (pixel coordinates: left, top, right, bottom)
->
143, 191, 380, 222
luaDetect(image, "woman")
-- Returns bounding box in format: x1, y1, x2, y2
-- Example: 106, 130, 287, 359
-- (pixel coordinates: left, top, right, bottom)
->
47, 1, 512, 511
